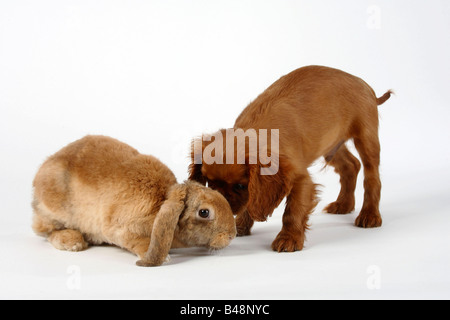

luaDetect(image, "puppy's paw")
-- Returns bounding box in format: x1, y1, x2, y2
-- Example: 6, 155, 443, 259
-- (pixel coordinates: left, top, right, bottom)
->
271, 232, 304, 252
355, 210, 382, 228
235, 211, 254, 237
236, 224, 252, 237
324, 200, 354, 215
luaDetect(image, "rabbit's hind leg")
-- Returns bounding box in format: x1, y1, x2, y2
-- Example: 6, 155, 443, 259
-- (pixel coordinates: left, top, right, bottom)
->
47, 229, 88, 252
32, 198, 88, 251
32, 204, 87, 251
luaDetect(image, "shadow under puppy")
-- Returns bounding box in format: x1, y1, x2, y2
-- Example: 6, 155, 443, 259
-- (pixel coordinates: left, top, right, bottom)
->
32, 135, 236, 266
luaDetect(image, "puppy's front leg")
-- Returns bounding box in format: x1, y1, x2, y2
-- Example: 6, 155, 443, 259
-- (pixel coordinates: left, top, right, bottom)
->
272, 174, 317, 252
236, 209, 254, 236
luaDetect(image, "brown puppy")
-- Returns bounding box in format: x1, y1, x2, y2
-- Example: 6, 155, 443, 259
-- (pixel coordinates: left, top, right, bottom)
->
189, 65, 392, 252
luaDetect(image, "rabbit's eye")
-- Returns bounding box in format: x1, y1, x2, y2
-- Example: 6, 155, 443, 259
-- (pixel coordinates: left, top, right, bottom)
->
198, 209, 210, 219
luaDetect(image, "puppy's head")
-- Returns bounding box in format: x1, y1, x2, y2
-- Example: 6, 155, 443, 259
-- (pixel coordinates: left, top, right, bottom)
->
193, 161, 250, 217
188, 129, 290, 221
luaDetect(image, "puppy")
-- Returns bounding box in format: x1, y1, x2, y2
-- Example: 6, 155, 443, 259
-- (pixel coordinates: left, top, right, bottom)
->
189, 65, 392, 252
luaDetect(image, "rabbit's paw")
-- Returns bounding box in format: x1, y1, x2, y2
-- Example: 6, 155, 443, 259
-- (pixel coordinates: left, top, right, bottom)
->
48, 229, 88, 252
136, 254, 170, 267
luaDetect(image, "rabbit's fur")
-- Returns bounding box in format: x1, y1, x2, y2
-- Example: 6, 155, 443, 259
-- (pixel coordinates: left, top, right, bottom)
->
32, 135, 236, 266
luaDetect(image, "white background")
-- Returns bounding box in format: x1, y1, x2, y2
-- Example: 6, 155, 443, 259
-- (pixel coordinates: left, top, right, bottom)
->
1, 0, 450, 299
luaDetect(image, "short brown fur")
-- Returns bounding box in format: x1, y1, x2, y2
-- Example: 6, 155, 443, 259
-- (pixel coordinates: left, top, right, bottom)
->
189, 65, 392, 252
33, 135, 236, 266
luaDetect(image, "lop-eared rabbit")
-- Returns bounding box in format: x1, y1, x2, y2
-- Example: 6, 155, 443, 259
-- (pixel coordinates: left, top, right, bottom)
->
32, 135, 236, 266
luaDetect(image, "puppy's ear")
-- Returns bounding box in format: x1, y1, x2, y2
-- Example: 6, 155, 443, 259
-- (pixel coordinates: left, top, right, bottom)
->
246, 159, 291, 222
136, 184, 187, 267
188, 163, 206, 185
188, 137, 206, 185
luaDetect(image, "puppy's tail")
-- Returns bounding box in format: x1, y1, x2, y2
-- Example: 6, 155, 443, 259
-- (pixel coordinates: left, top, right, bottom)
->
377, 90, 394, 106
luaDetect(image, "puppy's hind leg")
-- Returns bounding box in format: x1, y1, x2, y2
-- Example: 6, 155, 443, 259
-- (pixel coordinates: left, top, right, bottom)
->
353, 129, 382, 228
324, 145, 361, 214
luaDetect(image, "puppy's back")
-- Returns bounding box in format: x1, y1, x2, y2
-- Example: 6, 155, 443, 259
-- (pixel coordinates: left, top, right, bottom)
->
233, 65, 381, 164
235, 66, 378, 127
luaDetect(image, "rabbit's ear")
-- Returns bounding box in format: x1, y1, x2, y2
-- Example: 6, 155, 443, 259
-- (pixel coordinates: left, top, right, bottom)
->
136, 184, 187, 267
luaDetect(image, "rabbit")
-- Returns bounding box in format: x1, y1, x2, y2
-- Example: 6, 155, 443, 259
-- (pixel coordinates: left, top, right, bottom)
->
32, 135, 236, 267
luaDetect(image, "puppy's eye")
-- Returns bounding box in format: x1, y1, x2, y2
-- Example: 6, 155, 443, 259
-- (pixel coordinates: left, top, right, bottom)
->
233, 184, 247, 192
198, 209, 210, 219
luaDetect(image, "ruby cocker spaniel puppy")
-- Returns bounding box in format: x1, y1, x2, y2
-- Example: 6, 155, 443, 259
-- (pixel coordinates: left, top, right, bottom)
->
189, 65, 392, 252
